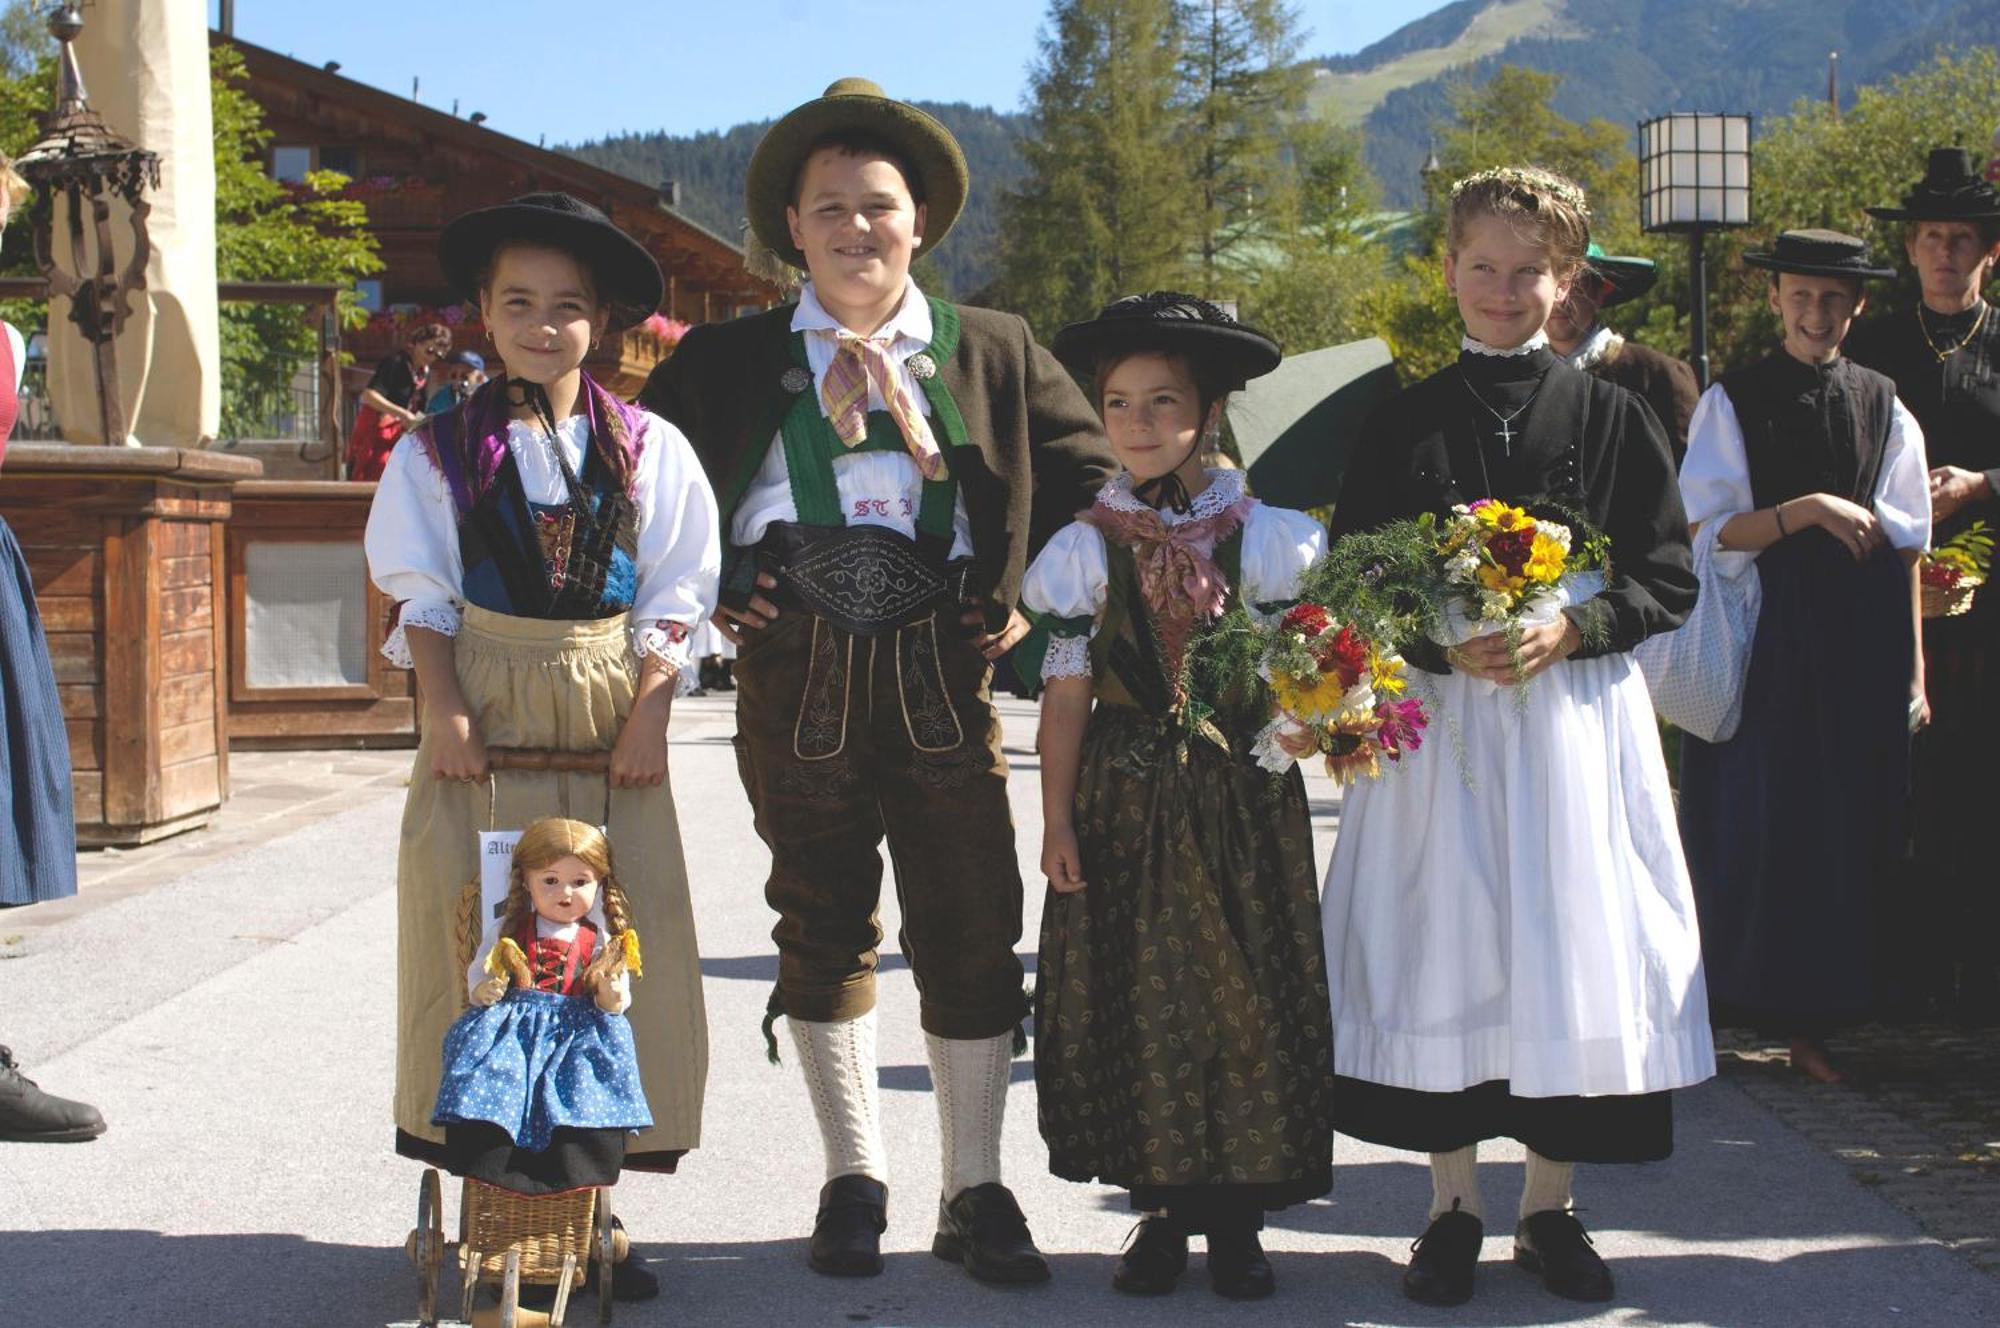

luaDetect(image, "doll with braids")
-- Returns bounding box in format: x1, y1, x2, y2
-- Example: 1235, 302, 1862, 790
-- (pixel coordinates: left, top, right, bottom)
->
432, 818, 653, 1193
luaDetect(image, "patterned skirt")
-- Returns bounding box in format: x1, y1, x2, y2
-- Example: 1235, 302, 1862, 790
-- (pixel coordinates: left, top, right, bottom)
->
0, 515, 76, 907
1034, 705, 1334, 1208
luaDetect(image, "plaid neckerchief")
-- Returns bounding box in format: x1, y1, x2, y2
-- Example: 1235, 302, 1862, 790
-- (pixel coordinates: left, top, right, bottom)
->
818, 332, 946, 481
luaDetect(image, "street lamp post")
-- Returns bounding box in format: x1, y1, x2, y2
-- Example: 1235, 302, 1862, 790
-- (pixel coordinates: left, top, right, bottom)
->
1638, 112, 1752, 388
14, 3, 161, 447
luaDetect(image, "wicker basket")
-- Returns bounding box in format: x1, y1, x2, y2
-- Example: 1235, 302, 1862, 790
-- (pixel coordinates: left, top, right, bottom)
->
459, 1180, 598, 1284
1922, 575, 1982, 619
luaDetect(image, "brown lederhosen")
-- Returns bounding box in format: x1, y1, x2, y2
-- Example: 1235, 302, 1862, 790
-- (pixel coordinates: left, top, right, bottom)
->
729, 599, 1026, 1039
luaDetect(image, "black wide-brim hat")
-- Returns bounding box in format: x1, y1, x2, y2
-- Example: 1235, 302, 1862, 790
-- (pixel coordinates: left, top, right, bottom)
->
746, 77, 969, 269
1052, 292, 1283, 390
440, 192, 665, 329
1743, 228, 1896, 280
1584, 243, 1656, 308
1866, 147, 2000, 222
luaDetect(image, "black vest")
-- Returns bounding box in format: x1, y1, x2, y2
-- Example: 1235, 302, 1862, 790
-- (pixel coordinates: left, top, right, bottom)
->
1718, 352, 1894, 510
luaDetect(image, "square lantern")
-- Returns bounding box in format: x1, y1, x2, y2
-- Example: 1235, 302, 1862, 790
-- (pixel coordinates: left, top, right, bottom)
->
1638, 113, 1753, 232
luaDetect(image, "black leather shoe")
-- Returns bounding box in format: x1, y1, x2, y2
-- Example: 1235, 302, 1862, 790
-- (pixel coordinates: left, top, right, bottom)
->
1206, 1228, 1275, 1300
932, 1182, 1051, 1284
1515, 1209, 1614, 1302
0, 1046, 105, 1142
811, 1175, 888, 1277
1111, 1215, 1187, 1295
1403, 1201, 1482, 1306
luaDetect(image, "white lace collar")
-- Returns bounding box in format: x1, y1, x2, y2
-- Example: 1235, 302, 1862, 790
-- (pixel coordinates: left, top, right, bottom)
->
1461, 331, 1550, 357
1561, 324, 1622, 370
1097, 467, 1248, 524
506, 414, 590, 441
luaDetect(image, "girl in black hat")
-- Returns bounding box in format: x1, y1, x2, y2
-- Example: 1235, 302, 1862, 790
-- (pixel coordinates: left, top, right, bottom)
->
363, 192, 721, 1300
1322, 167, 1709, 1310
1847, 148, 2000, 1020
1679, 229, 1933, 1078
1024, 293, 1335, 1300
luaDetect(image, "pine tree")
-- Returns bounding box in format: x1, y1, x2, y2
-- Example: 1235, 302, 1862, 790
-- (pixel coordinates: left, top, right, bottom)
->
994, 0, 1196, 334
1178, 0, 1310, 295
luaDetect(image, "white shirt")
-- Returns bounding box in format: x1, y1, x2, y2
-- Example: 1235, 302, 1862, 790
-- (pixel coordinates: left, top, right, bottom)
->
364, 407, 722, 668
1021, 469, 1327, 680
1680, 375, 1932, 554
729, 279, 975, 558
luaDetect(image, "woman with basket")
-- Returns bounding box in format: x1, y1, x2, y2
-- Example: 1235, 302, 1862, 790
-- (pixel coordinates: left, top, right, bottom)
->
365, 193, 721, 1301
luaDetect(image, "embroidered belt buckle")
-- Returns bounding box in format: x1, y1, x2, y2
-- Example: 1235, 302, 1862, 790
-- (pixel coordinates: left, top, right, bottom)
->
769, 524, 948, 636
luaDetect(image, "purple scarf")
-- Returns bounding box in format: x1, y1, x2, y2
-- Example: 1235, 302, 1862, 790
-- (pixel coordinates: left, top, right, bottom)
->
414, 372, 645, 518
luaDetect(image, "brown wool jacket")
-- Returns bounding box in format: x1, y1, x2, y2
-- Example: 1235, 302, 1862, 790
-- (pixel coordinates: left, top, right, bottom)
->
1589, 336, 1700, 464
640, 301, 1116, 631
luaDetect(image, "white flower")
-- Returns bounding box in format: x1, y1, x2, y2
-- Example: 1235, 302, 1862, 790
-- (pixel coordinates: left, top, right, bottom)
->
1341, 681, 1377, 715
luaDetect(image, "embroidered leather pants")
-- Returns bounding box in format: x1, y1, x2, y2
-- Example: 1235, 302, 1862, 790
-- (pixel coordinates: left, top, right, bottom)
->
729, 607, 1027, 1039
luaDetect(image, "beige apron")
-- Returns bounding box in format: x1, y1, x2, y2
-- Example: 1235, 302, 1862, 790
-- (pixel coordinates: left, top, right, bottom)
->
393, 605, 707, 1155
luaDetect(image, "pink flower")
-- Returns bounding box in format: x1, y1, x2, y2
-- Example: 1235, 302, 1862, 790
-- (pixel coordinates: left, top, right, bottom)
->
1374, 698, 1429, 759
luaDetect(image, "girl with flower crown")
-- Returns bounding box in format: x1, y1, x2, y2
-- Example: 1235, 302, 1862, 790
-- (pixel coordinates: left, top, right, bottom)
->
1022, 293, 1335, 1301
1320, 167, 1713, 1308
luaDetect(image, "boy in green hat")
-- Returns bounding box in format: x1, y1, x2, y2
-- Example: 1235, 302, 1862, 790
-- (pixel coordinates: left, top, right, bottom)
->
641, 78, 1113, 1285
1545, 243, 1700, 460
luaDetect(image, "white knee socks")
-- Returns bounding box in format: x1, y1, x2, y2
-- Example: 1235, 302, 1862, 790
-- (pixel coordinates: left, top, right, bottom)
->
790, 1013, 888, 1183
1428, 1145, 1483, 1220
925, 1031, 1011, 1201
1520, 1150, 1575, 1219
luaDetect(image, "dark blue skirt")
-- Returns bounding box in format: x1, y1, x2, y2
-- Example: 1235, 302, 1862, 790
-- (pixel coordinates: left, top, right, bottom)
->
0, 515, 76, 907
1679, 532, 1912, 1029
433, 988, 652, 1154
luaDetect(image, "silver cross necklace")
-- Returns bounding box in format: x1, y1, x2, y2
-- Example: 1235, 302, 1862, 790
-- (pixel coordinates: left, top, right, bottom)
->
1458, 371, 1540, 457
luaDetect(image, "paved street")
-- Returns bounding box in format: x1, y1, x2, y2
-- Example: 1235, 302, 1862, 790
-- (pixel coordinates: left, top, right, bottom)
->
1, 694, 1995, 1327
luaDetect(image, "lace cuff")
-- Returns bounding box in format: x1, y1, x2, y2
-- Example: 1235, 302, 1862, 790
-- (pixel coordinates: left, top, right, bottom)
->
634, 619, 692, 674
381, 601, 462, 667
1041, 633, 1093, 681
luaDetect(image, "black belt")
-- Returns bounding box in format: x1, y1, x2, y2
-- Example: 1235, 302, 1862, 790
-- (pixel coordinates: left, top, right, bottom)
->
755, 522, 973, 637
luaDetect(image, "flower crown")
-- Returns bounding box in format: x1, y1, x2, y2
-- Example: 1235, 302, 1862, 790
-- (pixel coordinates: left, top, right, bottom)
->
1449, 166, 1592, 219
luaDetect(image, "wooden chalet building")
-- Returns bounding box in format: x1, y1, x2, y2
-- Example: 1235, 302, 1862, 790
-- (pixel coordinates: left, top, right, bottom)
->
217, 32, 783, 395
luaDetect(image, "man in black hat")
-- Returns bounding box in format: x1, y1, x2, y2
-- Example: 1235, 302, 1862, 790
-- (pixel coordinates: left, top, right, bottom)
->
640, 79, 1113, 1285
1546, 243, 1700, 461
1678, 229, 1933, 1082
1848, 146, 2000, 1019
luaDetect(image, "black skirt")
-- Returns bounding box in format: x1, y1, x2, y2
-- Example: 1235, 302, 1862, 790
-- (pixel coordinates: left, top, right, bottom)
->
1334, 1076, 1674, 1163
1680, 532, 1913, 1031
0, 515, 76, 907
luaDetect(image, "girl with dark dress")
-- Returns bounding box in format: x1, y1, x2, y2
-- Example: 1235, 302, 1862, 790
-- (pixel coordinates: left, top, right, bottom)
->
1846, 148, 2000, 1020
1322, 168, 1710, 1309
1024, 294, 1334, 1300
1680, 230, 1932, 1080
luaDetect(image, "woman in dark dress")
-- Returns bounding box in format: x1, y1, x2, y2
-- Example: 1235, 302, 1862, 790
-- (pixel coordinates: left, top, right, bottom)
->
1679, 231, 1933, 1079
348, 322, 449, 481
1847, 148, 2000, 1020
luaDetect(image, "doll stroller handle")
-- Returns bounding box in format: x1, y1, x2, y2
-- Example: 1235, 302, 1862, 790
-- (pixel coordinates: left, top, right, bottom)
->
486, 747, 613, 773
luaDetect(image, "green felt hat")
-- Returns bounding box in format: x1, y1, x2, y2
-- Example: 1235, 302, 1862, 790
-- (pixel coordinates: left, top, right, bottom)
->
1583, 242, 1657, 308
745, 77, 969, 270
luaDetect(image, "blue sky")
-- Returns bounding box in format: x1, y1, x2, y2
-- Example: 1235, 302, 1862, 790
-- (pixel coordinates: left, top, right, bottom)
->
211, 1, 1455, 147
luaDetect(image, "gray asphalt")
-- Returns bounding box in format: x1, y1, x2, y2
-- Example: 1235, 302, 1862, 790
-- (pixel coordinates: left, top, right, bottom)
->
1, 695, 1993, 1327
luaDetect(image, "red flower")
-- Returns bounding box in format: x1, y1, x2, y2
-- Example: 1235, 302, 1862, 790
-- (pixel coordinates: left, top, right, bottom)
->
1488, 527, 1536, 577
1921, 561, 1963, 590
1282, 603, 1332, 638
1319, 623, 1371, 688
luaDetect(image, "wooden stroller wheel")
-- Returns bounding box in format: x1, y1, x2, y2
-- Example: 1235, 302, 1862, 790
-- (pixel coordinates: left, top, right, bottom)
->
415, 1167, 445, 1327
595, 1188, 616, 1324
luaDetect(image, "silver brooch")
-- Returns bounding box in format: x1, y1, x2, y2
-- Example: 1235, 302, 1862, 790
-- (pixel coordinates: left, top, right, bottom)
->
780, 367, 812, 394
906, 352, 937, 380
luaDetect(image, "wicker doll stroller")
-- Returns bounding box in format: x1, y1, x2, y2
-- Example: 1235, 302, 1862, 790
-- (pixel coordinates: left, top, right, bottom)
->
409, 747, 628, 1328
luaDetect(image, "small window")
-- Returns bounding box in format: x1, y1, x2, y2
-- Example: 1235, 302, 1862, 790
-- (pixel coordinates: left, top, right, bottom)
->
318, 146, 358, 177
354, 280, 383, 312
271, 145, 312, 183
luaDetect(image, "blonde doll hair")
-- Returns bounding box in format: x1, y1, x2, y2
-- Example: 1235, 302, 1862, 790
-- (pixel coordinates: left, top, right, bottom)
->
0, 152, 31, 214
499, 817, 634, 943
1447, 165, 1593, 283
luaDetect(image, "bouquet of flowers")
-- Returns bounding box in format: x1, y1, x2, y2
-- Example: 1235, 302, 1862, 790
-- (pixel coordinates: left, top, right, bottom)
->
1246, 601, 1430, 784
1433, 499, 1608, 638
1920, 521, 1992, 619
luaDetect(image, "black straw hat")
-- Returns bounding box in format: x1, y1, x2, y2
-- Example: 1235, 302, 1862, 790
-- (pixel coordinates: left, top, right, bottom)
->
1866, 147, 2000, 223
439, 192, 665, 329
1052, 292, 1282, 390
745, 77, 969, 269
1743, 228, 1896, 280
